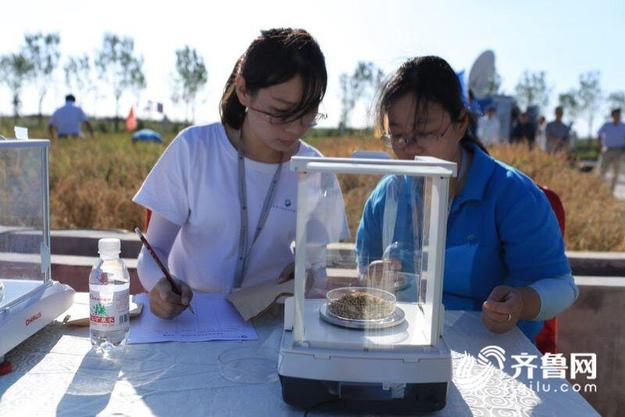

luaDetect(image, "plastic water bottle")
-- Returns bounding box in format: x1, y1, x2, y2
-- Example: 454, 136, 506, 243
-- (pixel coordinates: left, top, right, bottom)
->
89, 238, 130, 352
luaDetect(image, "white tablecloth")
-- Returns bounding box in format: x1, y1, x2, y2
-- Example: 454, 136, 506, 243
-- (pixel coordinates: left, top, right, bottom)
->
0, 308, 598, 417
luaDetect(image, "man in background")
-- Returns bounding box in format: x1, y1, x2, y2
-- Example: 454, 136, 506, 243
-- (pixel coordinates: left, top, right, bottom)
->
597, 108, 625, 192
545, 106, 570, 153
510, 112, 536, 147
477, 105, 501, 145
48, 94, 94, 140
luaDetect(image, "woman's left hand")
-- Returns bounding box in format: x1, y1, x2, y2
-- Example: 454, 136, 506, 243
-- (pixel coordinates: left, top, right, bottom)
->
481, 285, 524, 333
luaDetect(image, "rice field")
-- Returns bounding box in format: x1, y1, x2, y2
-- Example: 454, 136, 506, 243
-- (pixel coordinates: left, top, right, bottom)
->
2, 125, 623, 251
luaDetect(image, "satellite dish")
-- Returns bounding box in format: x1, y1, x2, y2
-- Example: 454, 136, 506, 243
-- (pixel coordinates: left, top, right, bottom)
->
469, 50, 496, 98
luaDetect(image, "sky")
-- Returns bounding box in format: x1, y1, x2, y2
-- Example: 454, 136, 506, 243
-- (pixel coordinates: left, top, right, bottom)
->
1, 0, 623, 135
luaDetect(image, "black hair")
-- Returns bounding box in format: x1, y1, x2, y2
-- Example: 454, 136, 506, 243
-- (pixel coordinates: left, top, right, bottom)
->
375, 56, 486, 153
220, 28, 327, 130
65, 94, 76, 102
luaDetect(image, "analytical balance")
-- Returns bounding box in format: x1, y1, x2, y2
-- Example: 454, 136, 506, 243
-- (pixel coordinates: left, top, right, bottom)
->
0, 138, 74, 363
278, 156, 456, 413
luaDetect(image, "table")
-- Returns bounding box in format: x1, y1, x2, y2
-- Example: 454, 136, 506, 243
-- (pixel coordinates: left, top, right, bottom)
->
0, 307, 598, 416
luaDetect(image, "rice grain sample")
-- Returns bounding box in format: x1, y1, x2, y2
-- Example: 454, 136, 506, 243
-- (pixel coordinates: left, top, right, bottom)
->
329, 291, 395, 320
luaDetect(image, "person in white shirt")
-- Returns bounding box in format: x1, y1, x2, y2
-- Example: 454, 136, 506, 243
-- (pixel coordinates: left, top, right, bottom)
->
477, 105, 500, 145
535, 115, 547, 151
597, 108, 625, 192
134, 28, 349, 319
48, 94, 94, 139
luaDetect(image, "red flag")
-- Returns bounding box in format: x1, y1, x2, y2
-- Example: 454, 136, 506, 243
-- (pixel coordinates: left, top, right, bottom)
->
126, 106, 137, 131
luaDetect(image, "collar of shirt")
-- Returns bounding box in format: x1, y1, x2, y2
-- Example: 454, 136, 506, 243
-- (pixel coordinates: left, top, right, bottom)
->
450, 144, 495, 213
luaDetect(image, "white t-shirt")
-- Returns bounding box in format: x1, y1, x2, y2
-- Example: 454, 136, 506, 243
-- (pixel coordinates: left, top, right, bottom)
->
598, 121, 625, 148
133, 122, 349, 293
477, 116, 500, 145
49, 102, 88, 135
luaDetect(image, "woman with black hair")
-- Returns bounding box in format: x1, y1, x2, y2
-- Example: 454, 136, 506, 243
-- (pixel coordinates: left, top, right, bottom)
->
356, 56, 577, 342
134, 28, 347, 319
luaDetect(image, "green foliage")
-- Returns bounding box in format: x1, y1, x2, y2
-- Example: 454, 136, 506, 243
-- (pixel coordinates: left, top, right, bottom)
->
64, 54, 93, 97
338, 61, 384, 132
23, 32, 61, 122
0, 53, 35, 118
577, 71, 602, 135
559, 91, 581, 122
172, 46, 208, 122
574, 139, 600, 161
95, 33, 146, 127
515, 70, 551, 110
607, 91, 625, 112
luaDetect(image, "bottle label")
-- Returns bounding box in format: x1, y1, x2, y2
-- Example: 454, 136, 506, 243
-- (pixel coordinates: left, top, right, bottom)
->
90, 289, 130, 332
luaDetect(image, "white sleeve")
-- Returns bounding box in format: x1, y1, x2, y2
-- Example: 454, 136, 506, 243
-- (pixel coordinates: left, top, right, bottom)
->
136, 212, 181, 291
529, 273, 579, 321
133, 132, 191, 226
477, 117, 485, 138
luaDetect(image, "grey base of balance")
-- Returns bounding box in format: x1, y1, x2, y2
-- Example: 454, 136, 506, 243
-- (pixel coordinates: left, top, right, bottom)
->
280, 375, 447, 413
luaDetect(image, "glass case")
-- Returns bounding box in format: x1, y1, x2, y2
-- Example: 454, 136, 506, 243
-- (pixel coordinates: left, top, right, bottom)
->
289, 156, 456, 350
0, 140, 51, 310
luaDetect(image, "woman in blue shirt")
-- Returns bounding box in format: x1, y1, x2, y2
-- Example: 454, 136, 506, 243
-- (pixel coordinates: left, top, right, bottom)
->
356, 56, 578, 341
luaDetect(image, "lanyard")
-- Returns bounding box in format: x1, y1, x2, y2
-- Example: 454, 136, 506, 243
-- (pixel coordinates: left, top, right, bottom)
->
233, 147, 283, 288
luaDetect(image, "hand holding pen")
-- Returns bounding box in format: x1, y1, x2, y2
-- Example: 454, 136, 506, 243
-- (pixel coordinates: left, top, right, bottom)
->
135, 227, 196, 318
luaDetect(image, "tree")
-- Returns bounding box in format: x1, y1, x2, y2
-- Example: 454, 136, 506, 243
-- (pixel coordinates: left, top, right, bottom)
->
577, 71, 602, 137
64, 54, 101, 116
514, 70, 551, 110
23, 32, 61, 126
95, 33, 146, 131
338, 61, 384, 133
558, 90, 581, 123
172, 46, 208, 123
64, 54, 92, 95
0, 53, 35, 122
607, 91, 625, 112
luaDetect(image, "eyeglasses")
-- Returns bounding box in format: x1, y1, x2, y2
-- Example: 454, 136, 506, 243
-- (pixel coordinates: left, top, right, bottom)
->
247, 105, 327, 128
381, 121, 452, 149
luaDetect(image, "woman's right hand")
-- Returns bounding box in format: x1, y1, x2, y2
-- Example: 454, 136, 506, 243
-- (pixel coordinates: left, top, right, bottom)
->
366, 258, 402, 288
149, 276, 193, 319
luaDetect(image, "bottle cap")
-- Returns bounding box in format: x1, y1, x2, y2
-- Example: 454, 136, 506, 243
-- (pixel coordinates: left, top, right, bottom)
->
98, 238, 121, 258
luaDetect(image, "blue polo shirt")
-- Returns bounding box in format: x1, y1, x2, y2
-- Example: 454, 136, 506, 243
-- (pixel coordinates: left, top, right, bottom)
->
356, 144, 572, 341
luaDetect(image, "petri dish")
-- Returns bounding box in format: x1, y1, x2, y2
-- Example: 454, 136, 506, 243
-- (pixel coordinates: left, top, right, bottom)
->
326, 287, 396, 321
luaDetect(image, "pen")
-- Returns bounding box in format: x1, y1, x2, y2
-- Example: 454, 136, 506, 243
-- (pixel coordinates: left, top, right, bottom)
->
134, 227, 196, 315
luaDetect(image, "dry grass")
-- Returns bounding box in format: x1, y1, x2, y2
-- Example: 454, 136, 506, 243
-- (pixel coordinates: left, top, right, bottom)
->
313, 138, 625, 252
489, 144, 625, 252
46, 133, 169, 230
4, 128, 623, 251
